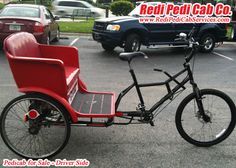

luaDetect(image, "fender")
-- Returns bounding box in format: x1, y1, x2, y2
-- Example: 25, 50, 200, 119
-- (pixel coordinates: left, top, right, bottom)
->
197, 24, 218, 39
19, 87, 78, 122
120, 20, 149, 45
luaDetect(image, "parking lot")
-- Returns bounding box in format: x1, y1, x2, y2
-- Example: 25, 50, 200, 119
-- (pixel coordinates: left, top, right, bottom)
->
1, 36, 236, 168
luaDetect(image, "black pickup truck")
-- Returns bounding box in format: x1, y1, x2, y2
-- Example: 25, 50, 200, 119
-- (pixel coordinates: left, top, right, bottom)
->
92, 16, 227, 53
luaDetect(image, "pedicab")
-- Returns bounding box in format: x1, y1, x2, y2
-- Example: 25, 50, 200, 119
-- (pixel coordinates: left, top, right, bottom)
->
0, 28, 235, 159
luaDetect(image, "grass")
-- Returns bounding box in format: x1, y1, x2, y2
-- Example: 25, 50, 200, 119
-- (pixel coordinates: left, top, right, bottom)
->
58, 19, 95, 33
226, 24, 233, 40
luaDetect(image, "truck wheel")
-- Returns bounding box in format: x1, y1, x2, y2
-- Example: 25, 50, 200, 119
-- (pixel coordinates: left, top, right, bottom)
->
124, 34, 141, 52
101, 43, 115, 51
199, 33, 215, 53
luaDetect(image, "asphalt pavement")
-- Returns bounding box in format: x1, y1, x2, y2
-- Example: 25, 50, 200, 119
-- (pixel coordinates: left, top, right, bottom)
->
1, 36, 236, 168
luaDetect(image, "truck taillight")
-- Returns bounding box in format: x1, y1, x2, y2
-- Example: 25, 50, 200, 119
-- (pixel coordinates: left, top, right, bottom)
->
34, 22, 44, 33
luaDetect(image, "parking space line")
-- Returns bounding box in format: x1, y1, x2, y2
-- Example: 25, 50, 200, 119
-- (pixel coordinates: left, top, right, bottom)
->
213, 52, 234, 61
0, 84, 16, 87
69, 37, 79, 46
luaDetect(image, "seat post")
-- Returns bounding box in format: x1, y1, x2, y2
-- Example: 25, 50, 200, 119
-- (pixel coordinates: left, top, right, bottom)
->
128, 61, 145, 106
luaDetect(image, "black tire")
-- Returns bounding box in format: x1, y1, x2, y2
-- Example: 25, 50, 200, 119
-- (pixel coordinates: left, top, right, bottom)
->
175, 89, 236, 147
124, 34, 141, 52
101, 43, 115, 51
53, 28, 60, 42
0, 93, 71, 159
199, 33, 215, 53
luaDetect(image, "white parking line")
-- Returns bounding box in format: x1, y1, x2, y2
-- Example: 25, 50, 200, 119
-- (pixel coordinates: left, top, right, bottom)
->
69, 37, 79, 46
213, 52, 234, 61
0, 84, 16, 87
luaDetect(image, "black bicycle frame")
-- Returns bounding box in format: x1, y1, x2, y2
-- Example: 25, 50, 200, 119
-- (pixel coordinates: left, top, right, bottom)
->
115, 61, 199, 118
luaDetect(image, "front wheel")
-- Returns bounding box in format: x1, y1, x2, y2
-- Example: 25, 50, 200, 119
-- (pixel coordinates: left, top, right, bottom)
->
0, 93, 71, 159
124, 34, 141, 52
175, 89, 236, 147
199, 33, 215, 53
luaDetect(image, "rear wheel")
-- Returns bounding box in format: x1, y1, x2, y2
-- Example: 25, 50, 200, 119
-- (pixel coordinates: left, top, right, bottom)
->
175, 89, 236, 147
0, 93, 71, 159
101, 43, 115, 51
53, 29, 60, 42
199, 33, 215, 53
124, 34, 141, 52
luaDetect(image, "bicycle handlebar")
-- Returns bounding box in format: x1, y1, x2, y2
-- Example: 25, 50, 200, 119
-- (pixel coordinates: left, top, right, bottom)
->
174, 27, 200, 63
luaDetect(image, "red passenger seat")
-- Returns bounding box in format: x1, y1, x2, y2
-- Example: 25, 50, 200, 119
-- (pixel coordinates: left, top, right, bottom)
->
4, 32, 80, 103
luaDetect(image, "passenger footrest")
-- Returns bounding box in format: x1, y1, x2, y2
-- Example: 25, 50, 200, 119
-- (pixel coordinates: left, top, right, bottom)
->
71, 91, 115, 118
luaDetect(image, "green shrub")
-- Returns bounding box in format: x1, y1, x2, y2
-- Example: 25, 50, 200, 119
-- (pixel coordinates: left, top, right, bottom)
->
0, 3, 5, 9
110, 1, 134, 16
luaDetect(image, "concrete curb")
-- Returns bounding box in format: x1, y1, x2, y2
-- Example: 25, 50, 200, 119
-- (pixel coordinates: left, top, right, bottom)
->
224, 41, 236, 45
60, 32, 91, 37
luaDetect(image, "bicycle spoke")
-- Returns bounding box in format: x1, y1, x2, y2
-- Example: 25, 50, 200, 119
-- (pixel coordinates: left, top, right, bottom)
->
177, 90, 234, 146
0, 94, 71, 159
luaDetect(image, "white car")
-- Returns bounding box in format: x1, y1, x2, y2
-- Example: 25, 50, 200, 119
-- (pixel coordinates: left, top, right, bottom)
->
52, 0, 104, 17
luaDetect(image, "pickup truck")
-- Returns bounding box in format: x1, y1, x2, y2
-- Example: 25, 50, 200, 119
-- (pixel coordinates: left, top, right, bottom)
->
92, 16, 227, 53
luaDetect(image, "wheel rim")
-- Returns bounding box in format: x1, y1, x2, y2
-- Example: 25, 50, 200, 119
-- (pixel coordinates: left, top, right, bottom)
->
131, 39, 140, 52
1, 98, 68, 158
180, 94, 232, 143
203, 37, 213, 50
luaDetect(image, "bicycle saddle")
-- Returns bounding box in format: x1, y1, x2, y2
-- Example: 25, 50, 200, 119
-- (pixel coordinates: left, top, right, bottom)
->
119, 52, 147, 62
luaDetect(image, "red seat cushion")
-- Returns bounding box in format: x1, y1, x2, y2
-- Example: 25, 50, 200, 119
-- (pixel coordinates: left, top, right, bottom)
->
65, 66, 79, 92
4, 32, 40, 57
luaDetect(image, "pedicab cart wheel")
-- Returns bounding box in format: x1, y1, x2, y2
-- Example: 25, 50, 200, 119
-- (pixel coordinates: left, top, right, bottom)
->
0, 93, 71, 159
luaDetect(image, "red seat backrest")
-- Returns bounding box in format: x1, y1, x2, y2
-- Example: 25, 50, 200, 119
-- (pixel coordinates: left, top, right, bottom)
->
4, 32, 41, 58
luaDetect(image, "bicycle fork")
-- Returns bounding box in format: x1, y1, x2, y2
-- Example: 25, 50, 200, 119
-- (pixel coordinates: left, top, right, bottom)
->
193, 85, 211, 123
187, 63, 211, 123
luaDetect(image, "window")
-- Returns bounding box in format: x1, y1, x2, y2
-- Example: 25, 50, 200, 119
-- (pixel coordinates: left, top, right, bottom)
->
76, 2, 87, 8
0, 7, 40, 18
58, 1, 79, 7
